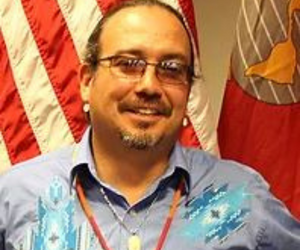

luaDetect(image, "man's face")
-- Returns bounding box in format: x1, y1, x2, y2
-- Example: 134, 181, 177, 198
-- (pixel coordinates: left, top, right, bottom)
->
80, 5, 192, 150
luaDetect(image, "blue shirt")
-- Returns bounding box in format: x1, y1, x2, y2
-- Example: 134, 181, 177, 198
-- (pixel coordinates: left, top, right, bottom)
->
1, 127, 300, 250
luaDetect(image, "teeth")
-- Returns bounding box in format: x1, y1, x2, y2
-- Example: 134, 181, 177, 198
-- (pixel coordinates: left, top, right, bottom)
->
136, 109, 158, 115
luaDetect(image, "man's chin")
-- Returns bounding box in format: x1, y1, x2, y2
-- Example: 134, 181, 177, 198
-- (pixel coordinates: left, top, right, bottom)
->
118, 129, 163, 150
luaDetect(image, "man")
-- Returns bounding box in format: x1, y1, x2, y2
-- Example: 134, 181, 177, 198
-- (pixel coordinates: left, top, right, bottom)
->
0, 0, 299, 250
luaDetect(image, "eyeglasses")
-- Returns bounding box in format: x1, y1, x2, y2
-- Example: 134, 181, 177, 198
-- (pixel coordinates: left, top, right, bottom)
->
97, 55, 192, 86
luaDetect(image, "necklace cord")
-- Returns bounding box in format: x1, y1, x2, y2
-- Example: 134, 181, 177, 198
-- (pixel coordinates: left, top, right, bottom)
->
76, 175, 184, 250
100, 184, 161, 235
76, 178, 111, 250
155, 178, 184, 250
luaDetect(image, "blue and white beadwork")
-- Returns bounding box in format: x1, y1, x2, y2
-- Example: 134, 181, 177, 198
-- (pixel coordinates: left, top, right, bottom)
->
181, 183, 251, 244
17, 177, 97, 250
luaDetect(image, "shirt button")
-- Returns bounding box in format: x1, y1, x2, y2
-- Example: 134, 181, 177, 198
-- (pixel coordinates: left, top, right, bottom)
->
129, 210, 137, 216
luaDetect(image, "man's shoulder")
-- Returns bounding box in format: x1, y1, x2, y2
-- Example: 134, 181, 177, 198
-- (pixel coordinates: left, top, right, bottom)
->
179, 148, 300, 250
0, 145, 75, 193
182, 146, 267, 188
0, 145, 80, 248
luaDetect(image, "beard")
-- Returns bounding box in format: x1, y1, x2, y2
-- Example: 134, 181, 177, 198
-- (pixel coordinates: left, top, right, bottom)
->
116, 98, 171, 150
118, 128, 163, 150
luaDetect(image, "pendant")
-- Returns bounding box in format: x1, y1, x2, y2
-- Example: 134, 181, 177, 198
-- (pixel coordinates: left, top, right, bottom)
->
128, 234, 141, 250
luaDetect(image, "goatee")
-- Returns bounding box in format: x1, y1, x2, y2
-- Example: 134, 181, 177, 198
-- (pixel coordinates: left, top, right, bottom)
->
119, 130, 162, 150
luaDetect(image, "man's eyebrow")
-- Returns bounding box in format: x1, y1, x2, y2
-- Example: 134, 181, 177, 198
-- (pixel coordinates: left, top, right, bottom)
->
112, 49, 189, 63
113, 49, 144, 57
159, 54, 189, 63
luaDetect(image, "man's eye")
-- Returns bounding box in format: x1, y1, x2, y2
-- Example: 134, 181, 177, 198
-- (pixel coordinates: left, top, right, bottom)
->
113, 57, 141, 67
161, 61, 184, 74
111, 57, 144, 76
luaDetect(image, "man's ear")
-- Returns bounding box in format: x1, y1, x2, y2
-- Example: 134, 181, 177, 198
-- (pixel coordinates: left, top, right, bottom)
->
79, 64, 94, 103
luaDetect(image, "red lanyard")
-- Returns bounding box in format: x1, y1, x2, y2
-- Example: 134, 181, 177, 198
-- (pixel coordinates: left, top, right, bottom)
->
75, 176, 184, 250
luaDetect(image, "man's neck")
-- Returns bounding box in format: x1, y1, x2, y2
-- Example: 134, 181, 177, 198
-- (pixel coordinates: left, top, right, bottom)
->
91, 135, 173, 205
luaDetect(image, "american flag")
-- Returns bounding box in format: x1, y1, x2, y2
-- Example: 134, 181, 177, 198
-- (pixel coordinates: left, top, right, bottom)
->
0, 0, 218, 173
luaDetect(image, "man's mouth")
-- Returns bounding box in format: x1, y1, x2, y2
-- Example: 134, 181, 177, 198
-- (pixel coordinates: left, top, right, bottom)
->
119, 102, 172, 117
129, 107, 163, 116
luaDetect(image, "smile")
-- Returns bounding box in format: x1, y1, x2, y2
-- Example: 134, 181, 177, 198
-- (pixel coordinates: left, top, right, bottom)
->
122, 107, 167, 125
118, 102, 172, 118
132, 108, 161, 116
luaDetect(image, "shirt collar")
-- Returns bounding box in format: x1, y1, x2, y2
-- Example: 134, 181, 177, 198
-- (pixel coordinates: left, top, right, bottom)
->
73, 126, 94, 168
70, 126, 192, 194
167, 142, 191, 194
70, 126, 96, 192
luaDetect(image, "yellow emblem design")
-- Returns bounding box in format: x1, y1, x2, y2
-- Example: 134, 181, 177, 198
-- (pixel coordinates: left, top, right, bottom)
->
245, 0, 300, 85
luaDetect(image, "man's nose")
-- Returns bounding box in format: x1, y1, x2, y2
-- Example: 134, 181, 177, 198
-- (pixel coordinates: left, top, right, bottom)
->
134, 65, 163, 97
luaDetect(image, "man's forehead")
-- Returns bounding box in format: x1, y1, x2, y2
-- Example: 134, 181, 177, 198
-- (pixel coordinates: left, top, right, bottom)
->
89, 3, 193, 66
99, 5, 190, 48
100, 4, 187, 37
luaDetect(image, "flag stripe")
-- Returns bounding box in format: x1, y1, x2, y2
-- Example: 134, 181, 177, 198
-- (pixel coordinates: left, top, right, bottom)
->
270, 0, 288, 38
242, 0, 280, 104
178, 0, 218, 154
236, 13, 261, 99
0, 132, 11, 173
1, 0, 74, 153
0, 30, 41, 165
253, 0, 274, 46
21, 0, 86, 142
56, 0, 102, 61
178, 0, 199, 53
241, 4, 262, 56
96, 0, 128, 14
236, 30, 260, 99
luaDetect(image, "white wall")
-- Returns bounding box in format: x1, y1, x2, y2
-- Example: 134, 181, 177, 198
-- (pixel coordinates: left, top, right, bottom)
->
193, 0, 240, 123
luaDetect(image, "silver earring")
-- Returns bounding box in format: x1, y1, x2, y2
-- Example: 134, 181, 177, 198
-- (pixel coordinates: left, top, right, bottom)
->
182, 116, 189, 127
83, 103, 90, 113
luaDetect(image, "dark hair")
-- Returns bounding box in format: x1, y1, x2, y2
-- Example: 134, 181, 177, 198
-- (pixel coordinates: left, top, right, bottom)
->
83, 0, 195, 81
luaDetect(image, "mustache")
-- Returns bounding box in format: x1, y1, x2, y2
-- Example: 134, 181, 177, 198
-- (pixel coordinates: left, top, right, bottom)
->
118, 99, 172, 116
